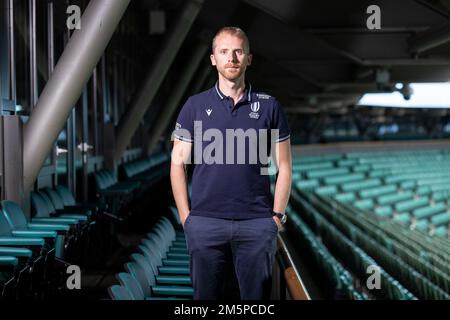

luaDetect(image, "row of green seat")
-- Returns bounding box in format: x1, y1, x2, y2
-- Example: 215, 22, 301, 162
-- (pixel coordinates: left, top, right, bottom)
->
328, 193, 450, 261
339, 197, 450, 274
286, 208, 368, 300
109, 213, 193, 300
122, 154, 169, 179
302, 191, 450, 298
294, 167, 450, 232
95, 152, 170, 217
0, 185, 96, 299
290, 193, 415, 299
294, 150, 450, 239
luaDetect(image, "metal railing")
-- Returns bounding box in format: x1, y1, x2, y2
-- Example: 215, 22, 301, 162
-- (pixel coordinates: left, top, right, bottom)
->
272, 234, 311, 300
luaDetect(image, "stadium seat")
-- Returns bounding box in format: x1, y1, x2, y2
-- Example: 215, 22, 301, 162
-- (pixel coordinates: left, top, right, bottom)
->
108, 284, 133, 300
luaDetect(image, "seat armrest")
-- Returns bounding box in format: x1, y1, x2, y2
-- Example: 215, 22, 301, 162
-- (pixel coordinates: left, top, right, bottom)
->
0, 246, 33, 258
27, 223, 70, 232
0, 256, 18, 267
12, 230, 57, 239
32, 217, 79, 224
0, 237, 45, 247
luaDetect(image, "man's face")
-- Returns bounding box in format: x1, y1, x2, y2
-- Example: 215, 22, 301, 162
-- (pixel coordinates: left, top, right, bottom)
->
210, 32, 252, 81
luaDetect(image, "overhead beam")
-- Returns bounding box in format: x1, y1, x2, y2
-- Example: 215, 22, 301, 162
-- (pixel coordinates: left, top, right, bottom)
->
245, 2, 364, 65
188, 62, 213, 97
160, 61, 213, 142
280, 58, 450, 66
114, 0, 204, 163
23, 0, 130, 192
145, 43, 208, 155
409, 22, 450, 54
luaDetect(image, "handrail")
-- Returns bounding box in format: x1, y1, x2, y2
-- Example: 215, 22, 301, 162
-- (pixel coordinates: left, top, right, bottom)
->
276, 234, 311, 300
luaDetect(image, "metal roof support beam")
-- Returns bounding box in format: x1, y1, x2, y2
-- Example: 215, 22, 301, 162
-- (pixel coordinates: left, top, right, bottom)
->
160, 62, 213, 143
188, 62, 214, 98
114, 0, 204, 163
23, 0, 130, 192
409, 22, 450, 54
145, 43, 208, 155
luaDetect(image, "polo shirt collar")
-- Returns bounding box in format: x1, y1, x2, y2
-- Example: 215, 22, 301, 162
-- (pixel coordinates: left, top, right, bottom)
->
214, 81, 252, 102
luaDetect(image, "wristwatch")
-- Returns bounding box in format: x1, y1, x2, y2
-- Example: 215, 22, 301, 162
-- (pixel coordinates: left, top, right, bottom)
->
272, 211, 287, 225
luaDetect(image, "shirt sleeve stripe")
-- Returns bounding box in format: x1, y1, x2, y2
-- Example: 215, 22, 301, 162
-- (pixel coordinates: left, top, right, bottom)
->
274, 134, 290, 143
174, 134, 194, 143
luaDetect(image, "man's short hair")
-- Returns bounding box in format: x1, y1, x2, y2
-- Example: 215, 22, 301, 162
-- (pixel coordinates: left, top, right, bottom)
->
212, 26, 250, 54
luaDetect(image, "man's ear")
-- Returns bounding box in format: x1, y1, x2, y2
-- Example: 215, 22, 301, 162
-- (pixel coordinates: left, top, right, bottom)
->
247, 53, 253, 66
210, 54, 216, 66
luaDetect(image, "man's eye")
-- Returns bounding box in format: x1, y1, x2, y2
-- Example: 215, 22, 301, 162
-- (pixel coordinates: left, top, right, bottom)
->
235, 50, 243, 55
220, 50, 227, 54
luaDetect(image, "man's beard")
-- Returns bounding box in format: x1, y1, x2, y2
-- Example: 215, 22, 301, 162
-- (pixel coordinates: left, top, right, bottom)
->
219, 66, 245, 81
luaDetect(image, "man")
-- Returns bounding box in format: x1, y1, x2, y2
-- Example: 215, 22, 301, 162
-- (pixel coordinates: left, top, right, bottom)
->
170, 26, 292, 300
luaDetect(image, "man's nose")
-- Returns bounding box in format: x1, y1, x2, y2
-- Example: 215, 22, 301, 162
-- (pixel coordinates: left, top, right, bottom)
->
227, 52, 237, 62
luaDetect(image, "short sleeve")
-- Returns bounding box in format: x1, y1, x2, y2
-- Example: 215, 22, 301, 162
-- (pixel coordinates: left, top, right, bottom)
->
271, 99, 291, 143
173, 98, 194, 143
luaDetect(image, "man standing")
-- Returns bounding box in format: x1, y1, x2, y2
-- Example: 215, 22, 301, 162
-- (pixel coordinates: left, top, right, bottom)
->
170, 27, 292, 300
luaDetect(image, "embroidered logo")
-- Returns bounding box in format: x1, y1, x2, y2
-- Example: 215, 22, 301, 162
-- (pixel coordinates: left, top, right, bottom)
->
249, 102, 260, 119
206, 109, 212, 116
250, 102, 260, 112
256, 93, 271, 99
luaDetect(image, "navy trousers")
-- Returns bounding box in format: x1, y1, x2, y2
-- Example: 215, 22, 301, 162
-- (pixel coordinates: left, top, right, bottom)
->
183, 215, 278, 300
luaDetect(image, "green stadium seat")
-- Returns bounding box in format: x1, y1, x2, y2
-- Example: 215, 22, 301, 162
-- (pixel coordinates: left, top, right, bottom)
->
352, 164, 371, 173
306, 168, 349, 179
368, 169, 390, 179
296, 179, 319, 191
400, 180, 416, 191
131, 253, 191, 287
334, 192, 356, 203
324, 173, 365, 186
430, 212, 450, 227
125, 262, 193, 299
0, 255, 18, 267
30, 192, 80, 226
337, 159, 357, 167
294, 161, 334, 172
375, 206, 393, 218
43, 188, 91, 221
432, 190, 450, 202
416, 185, 432, 196
377, 191, 414, 206
395, 198, 429, 213
393, 213, 411, 226
341, 179, 381, 193
354, 199, 374, 210
359, 185, 397, 199
433, 226, 448, 238
108, 284, 133, 300
315, 185, 338, 196
412, 203, 447, 220
414, 220, 429, 233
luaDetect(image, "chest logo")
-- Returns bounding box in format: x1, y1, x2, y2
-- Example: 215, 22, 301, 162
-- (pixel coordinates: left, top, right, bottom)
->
206, 109, 212, 116
249, 102, 260, 119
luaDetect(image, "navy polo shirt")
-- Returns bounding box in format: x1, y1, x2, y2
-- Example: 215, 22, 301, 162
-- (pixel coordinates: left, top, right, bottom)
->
173, 82, 290, 219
